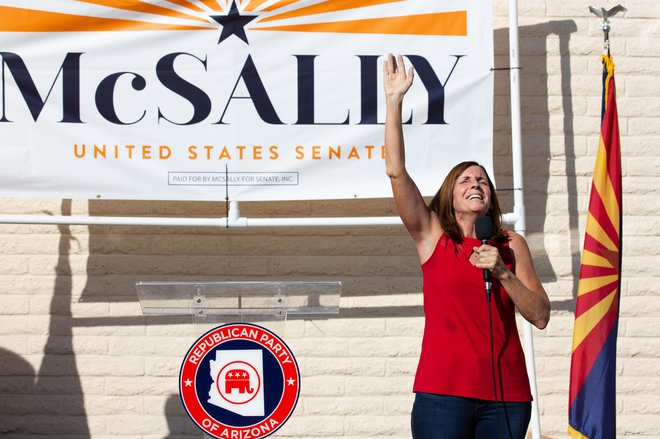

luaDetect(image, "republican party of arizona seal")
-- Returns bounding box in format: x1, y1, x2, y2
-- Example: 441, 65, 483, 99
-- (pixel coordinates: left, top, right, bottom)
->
179, 323, 300, 439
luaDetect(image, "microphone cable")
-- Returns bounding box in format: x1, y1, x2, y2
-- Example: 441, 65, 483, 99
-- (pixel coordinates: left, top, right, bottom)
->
476, 216, 503, 439
487, 289, 504, 439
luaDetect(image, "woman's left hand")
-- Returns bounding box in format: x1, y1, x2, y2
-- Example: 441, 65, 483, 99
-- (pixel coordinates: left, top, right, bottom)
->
470, 244, 508, 278
470, 233, 550, 329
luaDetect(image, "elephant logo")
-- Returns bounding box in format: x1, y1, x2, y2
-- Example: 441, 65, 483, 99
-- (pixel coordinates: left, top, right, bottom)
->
225, 368, 254, 394
216, 360, 261, 405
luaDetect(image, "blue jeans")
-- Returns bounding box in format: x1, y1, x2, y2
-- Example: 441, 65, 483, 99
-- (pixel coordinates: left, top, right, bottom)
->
411, 392, 531, 439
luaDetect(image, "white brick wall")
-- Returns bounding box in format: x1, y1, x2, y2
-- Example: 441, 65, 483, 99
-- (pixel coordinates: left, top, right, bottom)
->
0, 1, 658, 438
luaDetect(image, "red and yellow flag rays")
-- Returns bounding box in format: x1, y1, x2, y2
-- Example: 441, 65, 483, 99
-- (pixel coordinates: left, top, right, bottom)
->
568, 54, 622, 439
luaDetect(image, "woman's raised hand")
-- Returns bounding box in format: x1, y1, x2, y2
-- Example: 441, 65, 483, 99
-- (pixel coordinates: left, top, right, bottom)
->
383, 53, 414, 101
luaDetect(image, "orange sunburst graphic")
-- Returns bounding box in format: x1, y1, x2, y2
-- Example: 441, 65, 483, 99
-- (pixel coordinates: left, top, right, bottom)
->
0, 0, 467, 40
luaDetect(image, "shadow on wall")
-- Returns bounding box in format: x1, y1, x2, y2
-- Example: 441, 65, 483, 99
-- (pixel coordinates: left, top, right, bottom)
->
492, 20, 579, 313
0, 201, 91, 437
164, 394, 204, 438
0, 347, 36, 434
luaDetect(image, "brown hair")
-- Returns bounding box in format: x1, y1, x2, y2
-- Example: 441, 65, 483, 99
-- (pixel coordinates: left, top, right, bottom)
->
427, 161, 507, 244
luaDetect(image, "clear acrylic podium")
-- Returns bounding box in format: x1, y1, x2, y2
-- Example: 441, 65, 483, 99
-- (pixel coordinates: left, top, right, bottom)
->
136, 281, 341, 438
135, 280, 341, 323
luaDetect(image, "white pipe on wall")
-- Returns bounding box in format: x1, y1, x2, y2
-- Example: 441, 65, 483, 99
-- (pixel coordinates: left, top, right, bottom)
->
0, 213, 403, 228
0, 211, 524, 229
508, 0, 542, 438
1, 207, 518, 228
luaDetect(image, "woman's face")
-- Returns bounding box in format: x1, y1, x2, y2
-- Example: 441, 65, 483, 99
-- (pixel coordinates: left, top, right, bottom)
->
452, 165, 491, 217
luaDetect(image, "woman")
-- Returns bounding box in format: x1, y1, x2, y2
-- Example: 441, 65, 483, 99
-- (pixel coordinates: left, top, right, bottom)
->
383, 53, 550, 439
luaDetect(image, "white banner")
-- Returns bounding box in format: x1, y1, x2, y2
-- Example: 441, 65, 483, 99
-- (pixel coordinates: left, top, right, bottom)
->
0, 0, 493, 201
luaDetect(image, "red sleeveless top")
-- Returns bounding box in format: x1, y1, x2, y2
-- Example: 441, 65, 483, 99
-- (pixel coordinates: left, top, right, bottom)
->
413, 233, 532, 402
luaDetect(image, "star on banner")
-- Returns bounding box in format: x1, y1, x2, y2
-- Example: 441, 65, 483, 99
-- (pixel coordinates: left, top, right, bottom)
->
211, 0, 257, 44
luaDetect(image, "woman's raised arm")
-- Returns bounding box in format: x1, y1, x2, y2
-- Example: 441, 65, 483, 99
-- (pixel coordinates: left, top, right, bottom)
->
384, 54, 438, 250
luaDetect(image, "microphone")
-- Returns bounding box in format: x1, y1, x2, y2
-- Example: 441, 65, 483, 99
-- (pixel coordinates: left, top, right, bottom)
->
475, 216, 493, 302
476, 216, 504, 432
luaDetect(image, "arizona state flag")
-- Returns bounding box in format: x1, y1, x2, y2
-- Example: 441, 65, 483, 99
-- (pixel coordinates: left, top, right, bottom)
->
568, 54, 622, 439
